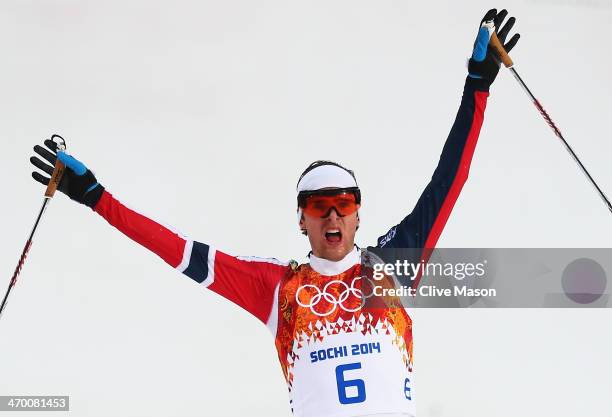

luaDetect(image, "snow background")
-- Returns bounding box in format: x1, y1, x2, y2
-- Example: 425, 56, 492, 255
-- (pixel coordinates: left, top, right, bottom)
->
1, 0, 611, 416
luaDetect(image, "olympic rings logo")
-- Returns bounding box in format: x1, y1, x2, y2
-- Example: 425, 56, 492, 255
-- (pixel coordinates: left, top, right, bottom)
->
295, 276, 377, 317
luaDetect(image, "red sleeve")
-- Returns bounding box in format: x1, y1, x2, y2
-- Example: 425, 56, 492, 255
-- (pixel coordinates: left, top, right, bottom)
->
94, 191, 187, 267
93, 191, 287, 324
207, 252, 289, 323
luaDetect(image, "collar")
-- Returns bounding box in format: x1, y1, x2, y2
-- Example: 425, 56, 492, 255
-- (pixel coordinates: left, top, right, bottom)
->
308, 246, 360, 276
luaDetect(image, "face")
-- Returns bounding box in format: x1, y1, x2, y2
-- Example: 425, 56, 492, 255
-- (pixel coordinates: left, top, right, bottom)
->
299, 205, 360, 262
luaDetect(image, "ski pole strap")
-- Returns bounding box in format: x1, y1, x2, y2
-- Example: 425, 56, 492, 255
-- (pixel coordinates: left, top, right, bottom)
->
489, 32, 514, 68
44, 135, 67, 198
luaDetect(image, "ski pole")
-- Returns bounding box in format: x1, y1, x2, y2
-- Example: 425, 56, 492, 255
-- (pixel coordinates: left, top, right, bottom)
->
0, 135, 67, 320
489, 33, 612, 214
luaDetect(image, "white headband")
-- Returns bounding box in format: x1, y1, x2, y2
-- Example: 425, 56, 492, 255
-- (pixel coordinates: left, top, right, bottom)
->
297, 164, 357, 193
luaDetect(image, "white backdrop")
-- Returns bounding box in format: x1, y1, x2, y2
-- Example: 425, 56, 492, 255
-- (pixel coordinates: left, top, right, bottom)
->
1, 1, 611, 416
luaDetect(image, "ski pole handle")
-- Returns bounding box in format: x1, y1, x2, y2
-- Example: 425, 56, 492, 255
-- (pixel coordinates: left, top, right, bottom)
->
44, 135, 67, 198
44, 159, 66, 198
490, 32, 514, 68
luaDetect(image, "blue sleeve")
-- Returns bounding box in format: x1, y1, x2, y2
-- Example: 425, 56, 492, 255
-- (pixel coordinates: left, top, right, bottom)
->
374, 76, 491, 250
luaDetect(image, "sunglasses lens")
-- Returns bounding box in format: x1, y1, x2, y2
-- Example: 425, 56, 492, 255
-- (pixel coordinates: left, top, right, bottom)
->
332, 195, 358, 215
302, 193, 358, 217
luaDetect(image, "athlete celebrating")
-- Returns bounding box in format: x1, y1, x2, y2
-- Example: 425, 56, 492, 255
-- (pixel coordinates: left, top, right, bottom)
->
29, 9, 519, 417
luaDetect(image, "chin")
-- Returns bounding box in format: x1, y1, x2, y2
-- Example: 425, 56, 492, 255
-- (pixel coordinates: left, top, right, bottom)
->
321, 245, 352, 261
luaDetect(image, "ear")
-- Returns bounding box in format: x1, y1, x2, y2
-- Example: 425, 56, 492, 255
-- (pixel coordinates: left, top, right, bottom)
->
298, 210, 307, 236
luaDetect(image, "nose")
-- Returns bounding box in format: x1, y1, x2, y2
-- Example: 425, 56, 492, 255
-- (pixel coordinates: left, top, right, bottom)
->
323, 207, 343, 219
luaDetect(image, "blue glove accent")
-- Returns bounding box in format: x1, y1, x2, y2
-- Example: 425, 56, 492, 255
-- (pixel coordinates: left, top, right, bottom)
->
57, 151, 87, 176
85, 182, 99, 193
472, 26, 491, 62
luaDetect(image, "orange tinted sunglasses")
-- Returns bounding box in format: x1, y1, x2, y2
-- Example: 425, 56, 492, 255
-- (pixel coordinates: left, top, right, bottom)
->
298, 188, 361, 218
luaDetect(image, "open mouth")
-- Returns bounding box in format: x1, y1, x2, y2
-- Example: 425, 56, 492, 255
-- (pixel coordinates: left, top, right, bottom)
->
325, 229, 342, 243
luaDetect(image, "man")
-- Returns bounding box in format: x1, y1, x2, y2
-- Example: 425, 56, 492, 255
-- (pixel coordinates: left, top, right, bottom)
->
29, 9, 519, 417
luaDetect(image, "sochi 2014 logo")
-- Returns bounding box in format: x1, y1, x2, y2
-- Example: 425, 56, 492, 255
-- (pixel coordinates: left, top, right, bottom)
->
295, 276, 377, 317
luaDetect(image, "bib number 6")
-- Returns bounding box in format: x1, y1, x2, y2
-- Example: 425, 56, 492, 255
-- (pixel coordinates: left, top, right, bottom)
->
335, 362, 366, 404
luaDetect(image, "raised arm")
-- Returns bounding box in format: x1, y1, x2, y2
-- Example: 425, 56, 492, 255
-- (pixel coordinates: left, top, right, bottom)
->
375, 9, 520, 251
30, 142, 287, 325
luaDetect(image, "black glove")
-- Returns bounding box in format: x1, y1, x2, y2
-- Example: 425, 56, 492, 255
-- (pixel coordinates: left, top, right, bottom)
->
30, 139, 104, 209
468, 8, 520, 84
